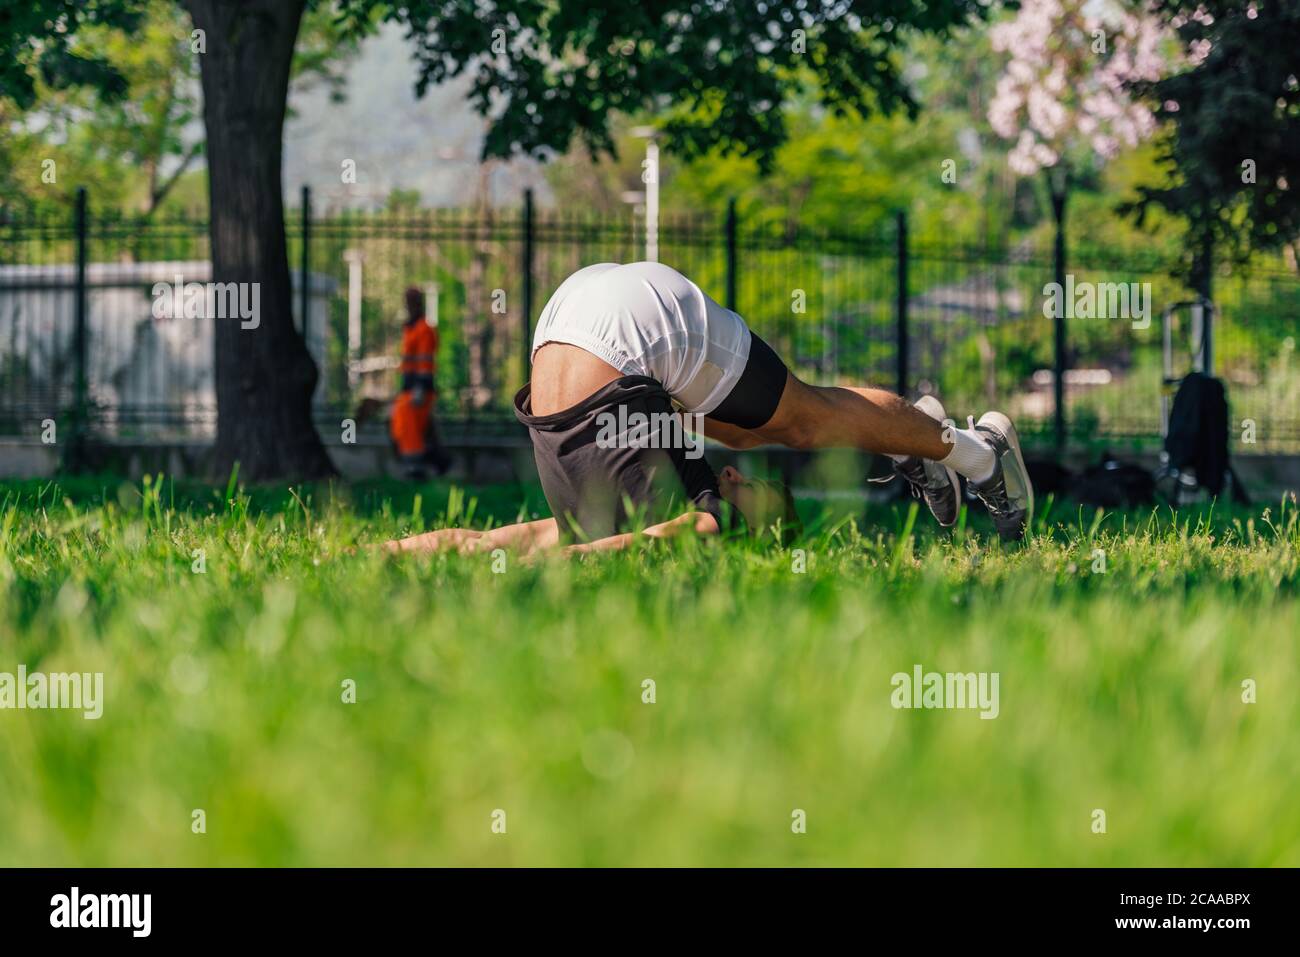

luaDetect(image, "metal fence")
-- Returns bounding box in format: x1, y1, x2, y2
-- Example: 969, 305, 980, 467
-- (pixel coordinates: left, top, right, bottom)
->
3, 188, 1299, 453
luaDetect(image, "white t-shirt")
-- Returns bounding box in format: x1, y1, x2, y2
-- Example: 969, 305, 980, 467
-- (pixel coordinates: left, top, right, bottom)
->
530, 262, 752, 415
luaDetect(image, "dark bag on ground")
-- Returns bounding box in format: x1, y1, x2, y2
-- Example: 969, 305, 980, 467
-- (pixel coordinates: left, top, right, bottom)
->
1026, 459, 1073, 498
1071, 454, 1156, 508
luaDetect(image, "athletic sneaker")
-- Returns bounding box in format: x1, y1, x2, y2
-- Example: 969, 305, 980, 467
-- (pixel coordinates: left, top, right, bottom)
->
969, 411, 1034, 542
871, 395, 961, 527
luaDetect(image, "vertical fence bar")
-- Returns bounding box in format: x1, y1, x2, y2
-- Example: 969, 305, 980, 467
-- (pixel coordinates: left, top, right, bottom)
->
300, 185, 311, 341
1199, 237, 1214, 375
1202, 303, 1214, 376
522, 188, 534, 377
724, 198, 737, 312
1052, 195, 1067, 454
70, 186, 89, 466
895, 210, 909, 398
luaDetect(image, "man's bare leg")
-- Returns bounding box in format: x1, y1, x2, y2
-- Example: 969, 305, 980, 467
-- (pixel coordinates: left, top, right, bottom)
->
703, 390, 948, 458
740, 371, 1031, 537
751, 373, 952, 459
700, 416, 766, 450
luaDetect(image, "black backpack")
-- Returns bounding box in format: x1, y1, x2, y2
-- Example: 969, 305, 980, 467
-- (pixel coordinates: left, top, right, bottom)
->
1164, 372, 1248, 503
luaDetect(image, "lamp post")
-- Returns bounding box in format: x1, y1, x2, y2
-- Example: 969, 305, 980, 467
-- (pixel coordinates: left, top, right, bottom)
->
630, 126, 660, 262
424, 283, 439, 329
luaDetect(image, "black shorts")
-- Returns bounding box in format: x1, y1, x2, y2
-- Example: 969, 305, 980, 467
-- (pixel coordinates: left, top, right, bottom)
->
708, 332, 788, 430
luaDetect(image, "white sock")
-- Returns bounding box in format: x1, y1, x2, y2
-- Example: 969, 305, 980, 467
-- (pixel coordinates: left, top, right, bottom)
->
941, 421, 996, 483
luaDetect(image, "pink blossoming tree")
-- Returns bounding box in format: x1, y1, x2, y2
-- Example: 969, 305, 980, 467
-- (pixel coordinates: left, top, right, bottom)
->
989, 0, 1168, 184
986, 0, 1169, 446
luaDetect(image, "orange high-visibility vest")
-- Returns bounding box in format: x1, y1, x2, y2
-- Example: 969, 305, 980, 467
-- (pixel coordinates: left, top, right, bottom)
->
400, 321, 438, 376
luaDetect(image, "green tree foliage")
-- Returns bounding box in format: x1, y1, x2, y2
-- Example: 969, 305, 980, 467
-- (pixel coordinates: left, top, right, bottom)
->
6, 1, 203, 213
1128, 0, 1300, 279
0, 1, 147, 108
344, 0, 987, 169
544, 26, 1010, 244
1, 1, 360, 214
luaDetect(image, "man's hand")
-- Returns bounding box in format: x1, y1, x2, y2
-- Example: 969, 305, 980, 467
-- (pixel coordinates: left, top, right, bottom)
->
555, 510, 720, 558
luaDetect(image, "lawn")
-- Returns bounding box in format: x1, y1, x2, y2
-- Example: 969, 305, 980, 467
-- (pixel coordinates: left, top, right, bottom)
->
1, 475, 1297, 866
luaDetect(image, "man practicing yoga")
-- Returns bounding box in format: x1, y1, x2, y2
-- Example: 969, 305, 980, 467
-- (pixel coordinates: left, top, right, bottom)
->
385, 261, 1032, 556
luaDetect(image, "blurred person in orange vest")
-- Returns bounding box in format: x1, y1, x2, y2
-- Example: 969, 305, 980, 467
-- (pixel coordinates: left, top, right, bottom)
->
390, 286, 451, 478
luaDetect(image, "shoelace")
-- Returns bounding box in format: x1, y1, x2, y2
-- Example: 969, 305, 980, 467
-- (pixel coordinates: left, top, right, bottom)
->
980, 493, 1013, 519
867, 462, 925, 499
867, 470, 925, 500
968, 421, 1016, 519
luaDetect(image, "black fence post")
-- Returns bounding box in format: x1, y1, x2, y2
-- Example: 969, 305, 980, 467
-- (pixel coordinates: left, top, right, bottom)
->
1198, 236, 1214, 375
1053, 196, 1067, 455
522, 188, 534, 377
68, 186, 89, 469
724, 198, 738, 312
300, 185, 311, 341
895, 210, 909, 398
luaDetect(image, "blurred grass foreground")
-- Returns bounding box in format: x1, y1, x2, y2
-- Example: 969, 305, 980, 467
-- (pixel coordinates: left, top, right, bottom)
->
1, 476, 1297, 866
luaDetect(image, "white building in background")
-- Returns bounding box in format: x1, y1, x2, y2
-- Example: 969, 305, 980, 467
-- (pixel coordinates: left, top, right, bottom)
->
0, 261, 335, 439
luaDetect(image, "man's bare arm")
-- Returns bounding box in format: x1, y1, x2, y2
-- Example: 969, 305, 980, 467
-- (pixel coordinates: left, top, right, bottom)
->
382, 517, 560, 556
383, 508, 718, 560
561, 510, 720, 556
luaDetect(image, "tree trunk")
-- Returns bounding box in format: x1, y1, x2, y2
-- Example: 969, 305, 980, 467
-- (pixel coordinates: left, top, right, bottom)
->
185, 0, 336, 481
1191, 231, 1213, 301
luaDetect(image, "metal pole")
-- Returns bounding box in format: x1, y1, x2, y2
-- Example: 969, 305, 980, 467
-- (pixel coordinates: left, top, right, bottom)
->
644, 140, 659, 263
1199, 237, 1214, 375
1202, 301, 1214, 376
300, 185, 311, 342
895, 210, 909, 397
424, 283, 439, 330
1052, 194, 1067, 455
72, 186, 88, 465
725, 198, 737, 312
522, 188, 534, 377
1190, 301, 1205, 374
343, 249, 363, 389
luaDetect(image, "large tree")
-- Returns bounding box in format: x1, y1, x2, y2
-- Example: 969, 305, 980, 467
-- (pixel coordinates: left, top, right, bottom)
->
4, 0, 987, 481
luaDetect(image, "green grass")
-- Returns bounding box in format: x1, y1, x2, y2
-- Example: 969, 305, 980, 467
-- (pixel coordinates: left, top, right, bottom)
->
1, 474, 1298, 866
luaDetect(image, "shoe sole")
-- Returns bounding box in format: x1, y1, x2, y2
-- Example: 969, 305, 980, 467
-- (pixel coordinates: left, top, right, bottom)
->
915, 395, 961, 527
978, 411, 1034, 539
